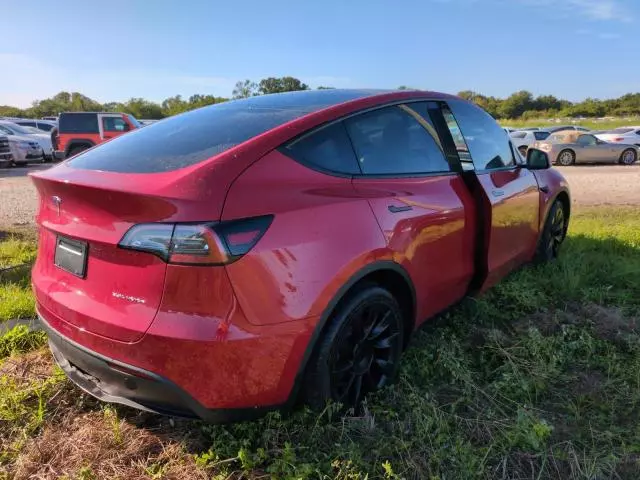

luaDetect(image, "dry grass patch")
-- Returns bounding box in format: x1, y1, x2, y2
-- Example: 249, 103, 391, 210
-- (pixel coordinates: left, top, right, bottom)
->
13, 409, 209, 480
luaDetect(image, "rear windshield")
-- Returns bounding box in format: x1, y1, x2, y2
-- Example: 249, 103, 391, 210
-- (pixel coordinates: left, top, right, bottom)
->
68, 91, 376, 173
59, 113, 99, 133
534, 131, 550, 140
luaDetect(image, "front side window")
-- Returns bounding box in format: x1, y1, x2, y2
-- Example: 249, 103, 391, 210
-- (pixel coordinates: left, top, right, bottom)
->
102, 116, 129, 132
0, 126, 12, 135
446, 100, 515, 170
345, 105, 449, 175
283, 122, 360, 174
577, 134, 597, 146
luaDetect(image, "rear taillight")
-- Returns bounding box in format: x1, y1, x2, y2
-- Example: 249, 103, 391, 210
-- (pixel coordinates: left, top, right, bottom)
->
118, 216, 273, 265
612, 137, 624, 142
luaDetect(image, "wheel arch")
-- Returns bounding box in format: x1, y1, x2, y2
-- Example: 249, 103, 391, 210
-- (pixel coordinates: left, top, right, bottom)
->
64, 139, 95, 157
287, 260, 416, 407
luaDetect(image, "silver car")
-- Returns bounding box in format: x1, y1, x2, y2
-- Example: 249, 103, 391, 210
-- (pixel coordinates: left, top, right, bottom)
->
534, 131, 638, 166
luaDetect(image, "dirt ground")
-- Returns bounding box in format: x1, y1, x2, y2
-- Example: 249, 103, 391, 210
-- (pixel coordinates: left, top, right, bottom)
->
1, 164, 639, 228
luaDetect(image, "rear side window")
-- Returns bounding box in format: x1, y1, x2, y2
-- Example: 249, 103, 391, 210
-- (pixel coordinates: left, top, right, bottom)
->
59, 113, 99, 134
345, 105, 450, 175
68, 102, 308, 173
534, 131, 550, 140
446, 100, 515, 170
283, 122, 360, 174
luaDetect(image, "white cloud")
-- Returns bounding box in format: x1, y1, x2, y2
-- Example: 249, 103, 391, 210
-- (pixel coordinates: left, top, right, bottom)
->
515, 0, 632, 22
598, 32, 622, 39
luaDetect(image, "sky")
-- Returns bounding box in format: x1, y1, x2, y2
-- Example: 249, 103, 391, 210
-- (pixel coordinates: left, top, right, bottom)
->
1, 0, 638, 108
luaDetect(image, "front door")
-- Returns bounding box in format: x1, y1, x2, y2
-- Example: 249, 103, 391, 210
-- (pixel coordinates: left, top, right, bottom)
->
442, 100, 541, 291
347, 102, 477, 322
99, 114, 130, 142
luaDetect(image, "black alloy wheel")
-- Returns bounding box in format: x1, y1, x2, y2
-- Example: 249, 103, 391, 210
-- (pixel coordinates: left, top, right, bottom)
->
304, 286, 404, 410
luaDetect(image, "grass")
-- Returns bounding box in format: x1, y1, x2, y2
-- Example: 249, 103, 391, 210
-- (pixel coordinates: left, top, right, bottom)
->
502, 118, 640, 131
0, 206, 639, 478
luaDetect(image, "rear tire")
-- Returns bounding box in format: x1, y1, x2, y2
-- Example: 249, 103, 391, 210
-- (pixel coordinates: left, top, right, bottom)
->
303, 285, 404, 411
534, 199, 567, 263
556, 149, 575, 166
67, 146, 88, 158
619, 148, 637, 165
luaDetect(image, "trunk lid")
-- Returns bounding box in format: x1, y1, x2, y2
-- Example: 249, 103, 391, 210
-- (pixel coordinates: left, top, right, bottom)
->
30, 162, 240, 342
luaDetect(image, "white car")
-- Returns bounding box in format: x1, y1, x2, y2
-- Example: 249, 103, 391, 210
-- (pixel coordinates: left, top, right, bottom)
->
595, 127, 640, 147
13, 119, 57, 133
0, 120, 53, 160
509, 130, 551, 156
7, 135, 44, 165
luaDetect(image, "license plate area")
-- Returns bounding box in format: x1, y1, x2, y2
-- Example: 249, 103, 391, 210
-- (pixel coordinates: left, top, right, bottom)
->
54, 236, 88, 278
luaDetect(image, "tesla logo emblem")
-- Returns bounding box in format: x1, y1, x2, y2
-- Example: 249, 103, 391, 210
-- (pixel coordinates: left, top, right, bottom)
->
51, 196, 62, 217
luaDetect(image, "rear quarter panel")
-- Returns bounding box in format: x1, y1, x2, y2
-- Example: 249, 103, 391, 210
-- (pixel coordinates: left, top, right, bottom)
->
222, 150, 390, 326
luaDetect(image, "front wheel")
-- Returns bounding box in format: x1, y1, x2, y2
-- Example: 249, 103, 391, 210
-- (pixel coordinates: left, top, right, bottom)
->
556, 150, 575, 166
534, 200, 568, 263
620, 148, 637, 165
303, 286, 404, 411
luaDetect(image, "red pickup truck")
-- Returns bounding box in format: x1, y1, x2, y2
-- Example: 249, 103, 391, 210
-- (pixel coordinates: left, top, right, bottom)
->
31, 89, 569, 422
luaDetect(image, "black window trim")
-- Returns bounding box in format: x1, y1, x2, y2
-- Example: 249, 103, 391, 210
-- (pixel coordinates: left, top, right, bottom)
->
280, 97, 462, 180
441, 99, 519, 174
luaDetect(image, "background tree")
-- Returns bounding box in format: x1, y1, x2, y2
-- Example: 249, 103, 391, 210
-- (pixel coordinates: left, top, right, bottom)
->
232, 80, 258, 99
258, 76, 309, 95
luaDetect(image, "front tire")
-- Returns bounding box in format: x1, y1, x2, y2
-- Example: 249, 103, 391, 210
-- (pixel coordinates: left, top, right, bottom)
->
534, 200, 568, 263
556, 149, 575, 166
303, 285, 404, 411
620, 148, 637, 165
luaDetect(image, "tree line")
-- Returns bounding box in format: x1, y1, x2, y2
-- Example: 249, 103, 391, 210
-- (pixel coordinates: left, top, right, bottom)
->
1, 76, 639, 120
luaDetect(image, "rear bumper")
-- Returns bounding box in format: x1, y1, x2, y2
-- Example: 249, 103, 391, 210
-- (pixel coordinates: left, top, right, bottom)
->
40, 312, 281, 422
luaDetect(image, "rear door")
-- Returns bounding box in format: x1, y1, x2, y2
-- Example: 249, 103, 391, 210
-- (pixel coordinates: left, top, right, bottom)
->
441, 100, 541, 291
348, 102, 477, 321
99, 114, 131, 141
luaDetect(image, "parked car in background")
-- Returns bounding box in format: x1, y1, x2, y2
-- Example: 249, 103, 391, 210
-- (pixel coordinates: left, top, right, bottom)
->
534, 131, 638, 166
595, 126, 640, 146
32, 89, 570, 421
542, 125, 590, 134
41, 116, 58, 121
13, 119, 57, 132
509, 130, 551, 156
0, 120, 53, 160
0, 136, 12, 167
8, 136, 44, 165
520, 127, 542, 131
53, 112, 141, 160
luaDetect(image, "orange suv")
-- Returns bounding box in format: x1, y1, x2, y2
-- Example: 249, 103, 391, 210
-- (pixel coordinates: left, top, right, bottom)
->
52, 112, 140, 160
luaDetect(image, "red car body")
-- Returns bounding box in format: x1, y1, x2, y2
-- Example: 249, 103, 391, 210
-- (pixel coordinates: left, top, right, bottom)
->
31, 90, 570, 421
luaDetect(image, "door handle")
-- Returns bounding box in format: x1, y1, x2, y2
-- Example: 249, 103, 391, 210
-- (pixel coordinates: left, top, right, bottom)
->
388, 205, 413, 213
491, 190, 505, 197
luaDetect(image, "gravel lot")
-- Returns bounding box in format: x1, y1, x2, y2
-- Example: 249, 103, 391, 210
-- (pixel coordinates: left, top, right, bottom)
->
1, 164, 639, 229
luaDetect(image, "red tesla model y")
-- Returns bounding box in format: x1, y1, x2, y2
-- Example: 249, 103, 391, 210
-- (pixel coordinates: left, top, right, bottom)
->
31, 89, 570, 422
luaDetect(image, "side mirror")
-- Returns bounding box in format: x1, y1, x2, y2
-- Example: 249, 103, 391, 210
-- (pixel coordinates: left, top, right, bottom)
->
122, 123, 131, 132
526, 148, 550, 170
